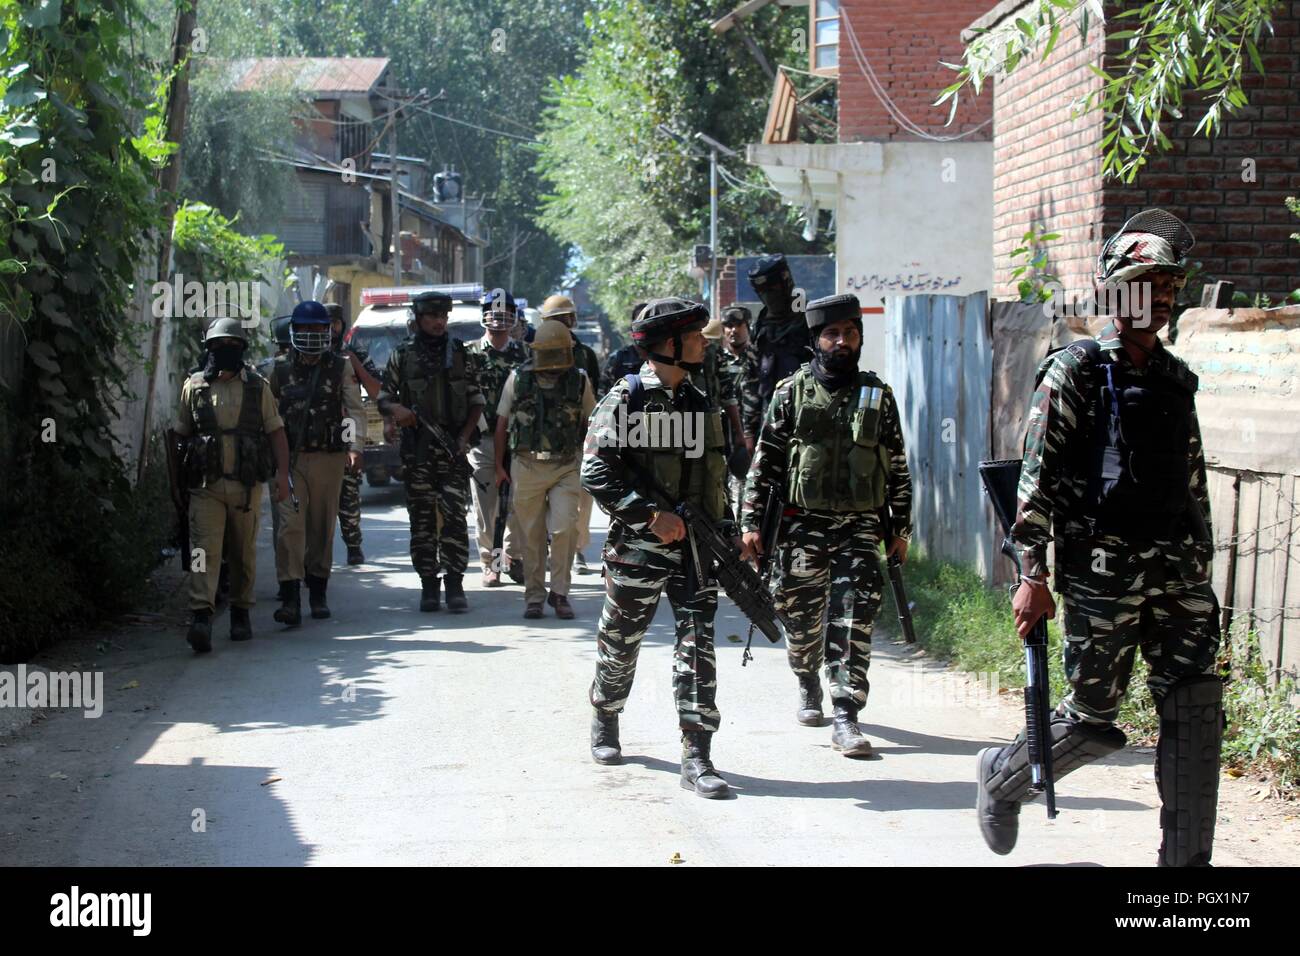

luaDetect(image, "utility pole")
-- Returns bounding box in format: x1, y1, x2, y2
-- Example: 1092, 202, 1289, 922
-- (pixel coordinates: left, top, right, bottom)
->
389, 109, 400, 283
708, 147, 718, 317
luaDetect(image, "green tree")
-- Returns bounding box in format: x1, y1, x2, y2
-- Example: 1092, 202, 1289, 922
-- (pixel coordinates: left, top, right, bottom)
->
538, 0, 826, 325
937, 0, 1284, 182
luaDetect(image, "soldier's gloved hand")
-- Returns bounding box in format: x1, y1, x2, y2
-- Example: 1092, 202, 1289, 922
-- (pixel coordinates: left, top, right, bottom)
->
390, 404, 417, 428
383, 418, 398, 443
1013, 578, 1056, 638
886, 536, 909, 564
741, 530, 763, 563
737, 535, 755, 562
649, 510, 686, 544
347, 451, 362, 474
273, 475, 291, 504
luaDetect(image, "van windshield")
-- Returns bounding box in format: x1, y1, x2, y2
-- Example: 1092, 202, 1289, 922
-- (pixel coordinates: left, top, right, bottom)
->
349, 326, 407, 371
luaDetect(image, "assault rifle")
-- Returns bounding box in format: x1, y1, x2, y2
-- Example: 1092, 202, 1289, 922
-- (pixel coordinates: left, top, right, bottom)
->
978, 458, 1058, 819
878, 504, 917, 644
626, 462, 792, 646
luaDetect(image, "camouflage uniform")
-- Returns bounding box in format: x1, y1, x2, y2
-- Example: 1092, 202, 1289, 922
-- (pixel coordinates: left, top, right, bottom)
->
583, 363, 733, 733
335, 339, 381, 551
600, 344, 645, 397
741, 366, 912, 709
1010, 321, 1218, 725
722, 341, 761, 514
466, 335, 528, 570
378, 334, 484, 581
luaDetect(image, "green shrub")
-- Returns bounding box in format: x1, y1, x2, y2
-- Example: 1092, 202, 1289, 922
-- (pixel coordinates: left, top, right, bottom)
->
0, 435, 172, 663
886, 551, 1298, 796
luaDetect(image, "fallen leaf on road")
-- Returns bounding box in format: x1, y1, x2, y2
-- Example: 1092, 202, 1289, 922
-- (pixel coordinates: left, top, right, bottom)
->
1225, 767, 1244, 778
669, 852, 683, 865
119, 680, 139, 691
48, 772, 68, 780
261, 777, 282, 786
724, 634, 741, 643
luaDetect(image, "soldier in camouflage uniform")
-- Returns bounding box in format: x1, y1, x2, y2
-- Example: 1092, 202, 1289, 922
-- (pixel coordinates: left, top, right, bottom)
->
977, 209, 1222, 867
268, 301, 366, 624
467, 293, 528, 586
720, 304, 761, 516
377, 290, 486, 613
327, 303, 382, 566
583, 297, 751, 798
598, 301, 648, 397
742, 293, 912, 758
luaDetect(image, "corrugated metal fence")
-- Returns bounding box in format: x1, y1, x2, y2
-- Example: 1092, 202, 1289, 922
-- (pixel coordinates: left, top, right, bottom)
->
884, 292, 994, 577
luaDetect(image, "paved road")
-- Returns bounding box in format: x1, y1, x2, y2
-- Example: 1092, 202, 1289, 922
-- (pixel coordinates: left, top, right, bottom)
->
2, 482, 1289, 866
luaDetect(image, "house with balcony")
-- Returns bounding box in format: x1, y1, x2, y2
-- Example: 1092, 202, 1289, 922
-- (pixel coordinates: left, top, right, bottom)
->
714, 0, 995, 371
217, 57, 486, 320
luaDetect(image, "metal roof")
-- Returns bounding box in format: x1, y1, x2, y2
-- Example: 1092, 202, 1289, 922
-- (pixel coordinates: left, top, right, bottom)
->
220, 57, 391, 95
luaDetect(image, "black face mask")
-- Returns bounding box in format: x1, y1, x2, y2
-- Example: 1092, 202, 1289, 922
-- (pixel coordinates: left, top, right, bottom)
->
810, 344, 859, 389
204, 344, 245, 380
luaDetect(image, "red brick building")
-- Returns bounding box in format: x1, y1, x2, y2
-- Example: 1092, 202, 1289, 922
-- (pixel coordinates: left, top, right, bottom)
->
968, 0, 1300, 300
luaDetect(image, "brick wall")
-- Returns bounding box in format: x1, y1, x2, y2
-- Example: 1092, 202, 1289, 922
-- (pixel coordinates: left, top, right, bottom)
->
1105, 0, 1300, 299
837, 0, 993, 142
989, 7, 1106, 299
989, 0, 1300, 300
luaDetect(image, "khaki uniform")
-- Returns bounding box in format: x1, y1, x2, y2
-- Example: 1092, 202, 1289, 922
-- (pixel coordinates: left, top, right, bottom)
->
269, 354, 365, 582
173, 368, 284, 612
498, 368, 595, 604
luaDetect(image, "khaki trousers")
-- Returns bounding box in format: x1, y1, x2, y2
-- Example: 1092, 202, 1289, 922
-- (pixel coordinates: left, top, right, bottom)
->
511, 454, 581, 605
275, 451, 347, 581
188, 478, 262, 612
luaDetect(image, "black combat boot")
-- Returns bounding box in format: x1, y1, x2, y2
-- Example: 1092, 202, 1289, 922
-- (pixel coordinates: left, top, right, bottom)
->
680, 731, 730, 799
419, 576, 440, 612
976, 715, 1127, 855
797, 674, 824, 726
346, 546, 365, 566
186, 610, 213, 654
305, 574, 331, 619
229, 606, 253, 642
273, 580, 301, 627
590, 710, 622, 765
443, 573, 468, 613
830, 700, 874, 758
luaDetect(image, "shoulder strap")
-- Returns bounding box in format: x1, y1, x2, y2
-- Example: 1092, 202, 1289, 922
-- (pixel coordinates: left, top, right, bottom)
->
623, 373, 645, 417
1033, 337, 1105, 390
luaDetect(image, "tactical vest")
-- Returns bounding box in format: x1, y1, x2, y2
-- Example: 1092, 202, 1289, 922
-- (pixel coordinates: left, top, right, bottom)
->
272, 352, 347, 454
606, 346, 644, 384
754, 312, 810, 407
508, 365, 586, 458
470, 338, 526, 431
624, 374, 728, 522
399, 336, 470, 431
785, 368, 891, 513
184, 369, 274, 489
1053, 340, 1197, 538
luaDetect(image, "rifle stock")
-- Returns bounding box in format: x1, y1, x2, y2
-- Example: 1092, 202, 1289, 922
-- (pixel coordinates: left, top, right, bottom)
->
978, 458, 1058, 820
